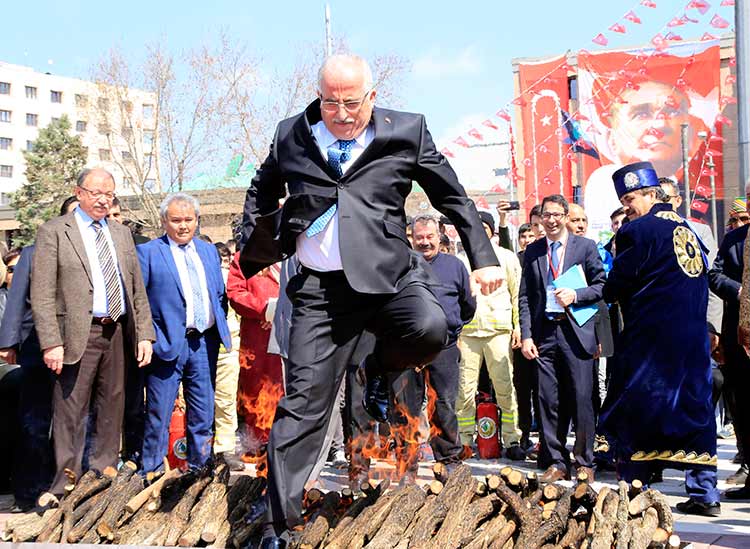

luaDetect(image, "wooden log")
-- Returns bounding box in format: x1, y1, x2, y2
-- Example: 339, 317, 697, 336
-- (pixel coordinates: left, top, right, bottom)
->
228, 477, 267, 526
409, 464, 474, 548
304, 487, 323, 508
587, 486, 612, 536
576, 470, 591, 484
37, 492, 59, 509
667, 534, 680, 549
475, 480, 488, 497
297, 490, 341, 549
230, 498, 267, 549
394, 493, 435, 549
628, 489, 674, 534
125, 467, 180, 514
591, 490, 619, 549
35, 508, 63, 543
543, 483, 564, 501
68, 488, 114, 543
628, 507, 659, 549
429, 479, 445, 496
201, 493, 230, 544
615, 481, 631, 549
207, 519, 231, 549
226, 475, 256, 508
486, 474, 502, 492
62, 469, 117, 542
652, 527, 670, 545
79, 524, 101, 544
433, 462, 449, 483
555, 518, 585, 549
629, 479, 644, 499
526, 471, 539, 495
455, 493, 502, 547
365, 485, 426, 549
46, 522, 63, 543
179, 480, 228, 547
325, 489, 396, 549
63, 467, 78, 496
542, 500, 557, 520
431, 468, 490, 549
7, 508, 58, 543
96, 472, 143, 540
488, 519, 517, 549
163, 475, 212, 546
356, 489, 404, 549
506, 469, 527, 492
462, 512, 508, 549
573, 482, 598, 509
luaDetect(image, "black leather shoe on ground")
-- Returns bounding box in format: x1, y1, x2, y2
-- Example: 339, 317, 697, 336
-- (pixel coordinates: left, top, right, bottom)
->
675, 499, 721, 517
218, 451, 246, 471
260, 536, 287, 549
362, 361, 389, 423
506, 443, 526, 461
726, 464, 749, 485
724, 486, 750, 500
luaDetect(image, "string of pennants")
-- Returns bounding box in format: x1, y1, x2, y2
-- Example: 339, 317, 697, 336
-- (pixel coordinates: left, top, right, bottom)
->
438, 0, 737, 213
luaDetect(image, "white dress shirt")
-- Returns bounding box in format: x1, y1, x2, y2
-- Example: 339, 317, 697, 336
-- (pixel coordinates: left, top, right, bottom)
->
74, 208, 126, 318
296, 121, 373, 272
168, 237, 215, 331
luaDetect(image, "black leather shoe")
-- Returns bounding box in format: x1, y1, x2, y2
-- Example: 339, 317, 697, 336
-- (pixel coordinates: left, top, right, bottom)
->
218, 451, 246, 472
724, 486, 750, 500
675, 498, 721, 517
362, 360, 389, 423
726, 464, 749, 485
506, 443, 526, 461
260, 536, 287, 549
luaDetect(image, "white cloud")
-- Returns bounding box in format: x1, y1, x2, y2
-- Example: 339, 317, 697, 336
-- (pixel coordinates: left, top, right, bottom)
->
413, 45, 483, 80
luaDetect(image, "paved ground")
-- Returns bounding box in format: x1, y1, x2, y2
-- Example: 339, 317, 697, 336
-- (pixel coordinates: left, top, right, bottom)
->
2, 438, 749, 547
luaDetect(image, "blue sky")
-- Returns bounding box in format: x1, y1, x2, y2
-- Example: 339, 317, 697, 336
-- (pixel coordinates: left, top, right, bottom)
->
3, 0, 732, 145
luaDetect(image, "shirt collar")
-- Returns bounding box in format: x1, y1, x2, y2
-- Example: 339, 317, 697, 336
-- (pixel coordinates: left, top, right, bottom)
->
167, 236, 195, 250
75, 206, 107, 228
546, 230, 568, 249
311, 120, 370, 150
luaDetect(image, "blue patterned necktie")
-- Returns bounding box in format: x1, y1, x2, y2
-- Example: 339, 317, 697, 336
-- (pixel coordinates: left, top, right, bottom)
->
306, 139, 358, 237
91, 221, 123, 320
547, 240, 561, 285
180, 244, 207, 332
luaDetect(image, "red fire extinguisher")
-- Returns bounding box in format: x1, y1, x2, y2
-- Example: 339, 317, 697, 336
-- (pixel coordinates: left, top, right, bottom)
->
476, 402, 501, 459
167, 402, 188, 471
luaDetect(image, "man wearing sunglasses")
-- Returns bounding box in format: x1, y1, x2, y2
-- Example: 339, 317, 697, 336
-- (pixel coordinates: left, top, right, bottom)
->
240, 54, 502, 548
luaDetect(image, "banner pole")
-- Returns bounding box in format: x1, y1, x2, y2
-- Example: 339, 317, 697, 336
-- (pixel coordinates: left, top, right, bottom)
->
681, 123, 691, 218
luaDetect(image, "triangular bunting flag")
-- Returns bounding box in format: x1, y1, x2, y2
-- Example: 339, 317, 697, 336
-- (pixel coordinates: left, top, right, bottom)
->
440, 147, 455, 159
624, 10, 642, 23
482, 119, 500, 130
453, 136, 470, 148
609, 22, 626, 33
592, 33, 609, 46
710, 13, 730, 28
468, 128, 484, 141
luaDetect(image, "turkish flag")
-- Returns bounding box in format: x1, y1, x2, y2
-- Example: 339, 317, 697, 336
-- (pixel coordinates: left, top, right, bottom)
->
475, 197, 489, 209
453, 136, 470, 148
694, 182, 712, 197
710, 14, 730, 29
482, 119, 499, 130
609, 23, 626, 33
691, 199, 710, 214
624, 10, 642, 23
517, 55, 572, 212
468, 128, 484, 141
441, 148, 455, 159
496, 109, 512, 122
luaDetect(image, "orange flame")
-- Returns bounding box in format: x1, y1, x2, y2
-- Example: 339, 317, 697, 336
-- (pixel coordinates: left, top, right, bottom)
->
238, 375, 284, 432
424, 372, 443, 442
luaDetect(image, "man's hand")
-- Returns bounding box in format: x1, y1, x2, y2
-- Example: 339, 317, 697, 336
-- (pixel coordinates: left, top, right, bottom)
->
511, 329, 521, 349
593, 343, 602, 360
43, 345, 64, 374
709, 332, 720, 353
137, 340, 153, 368
0, 348, 16, 365
495, 199, 510, 228
521, 338, 539, 360
260, 320, 272, 330
554, 288, 577, 308
470, 266, 504, 296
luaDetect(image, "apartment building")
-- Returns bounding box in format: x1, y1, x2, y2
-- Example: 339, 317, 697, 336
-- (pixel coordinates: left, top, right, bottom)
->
0, 61, 159, 238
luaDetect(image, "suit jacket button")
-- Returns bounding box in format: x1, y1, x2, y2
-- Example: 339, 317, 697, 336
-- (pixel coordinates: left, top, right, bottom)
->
337, 182, 345, 189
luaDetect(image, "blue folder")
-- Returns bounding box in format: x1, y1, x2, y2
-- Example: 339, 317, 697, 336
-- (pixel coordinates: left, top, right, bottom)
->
552, 264, 597, 327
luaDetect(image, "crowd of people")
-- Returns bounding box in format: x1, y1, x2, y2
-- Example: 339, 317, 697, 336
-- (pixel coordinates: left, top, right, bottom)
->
0, 52, 749, 549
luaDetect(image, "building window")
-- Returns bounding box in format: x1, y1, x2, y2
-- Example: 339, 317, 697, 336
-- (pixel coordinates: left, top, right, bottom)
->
0, 192, 10, 206
123, 176, 133, 188
143, 104, 154, 119
75, 94, 88, 107
26, 113, 37, 126
76, 120, 87, 132
99, 149, 111, 161
0, 110, 11, 123
143, 130, 154, 147
26, 141, 34, 152
0, 137, 11, 150
25, 86, 37, 99
51, 117, 60, 125
121, 150, 133, 162
97, 97, 109, 110
50, 90, 62, 103
0, 165, 13, 178
143, 153, 153, 166
0, 82, 10, 95
144, 178, 157, 192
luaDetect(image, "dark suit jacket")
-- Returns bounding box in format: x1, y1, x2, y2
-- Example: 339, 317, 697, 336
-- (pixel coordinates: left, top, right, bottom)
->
0, 245, 38, 355
519, 233, 606, 356
708, 224, 749, 356
137, 235, 232, 362
31, 212, 155, 364
239, 100, 498, 294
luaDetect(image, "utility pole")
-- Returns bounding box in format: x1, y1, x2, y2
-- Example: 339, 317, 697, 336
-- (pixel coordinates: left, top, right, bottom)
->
737, 0, 750, 194
324, 4, 333, 57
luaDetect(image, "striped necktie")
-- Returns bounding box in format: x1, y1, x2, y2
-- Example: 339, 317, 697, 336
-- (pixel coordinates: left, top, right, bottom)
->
306, 138, 358, 238
91, 221, 123, 320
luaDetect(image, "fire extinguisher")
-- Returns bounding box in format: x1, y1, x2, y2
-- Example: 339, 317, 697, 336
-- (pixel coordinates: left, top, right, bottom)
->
476, 402, 501, 459
167, 401, 188, 471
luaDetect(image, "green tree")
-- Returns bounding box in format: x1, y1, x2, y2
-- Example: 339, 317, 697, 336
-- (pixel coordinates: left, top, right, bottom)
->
11, 115, 87, 247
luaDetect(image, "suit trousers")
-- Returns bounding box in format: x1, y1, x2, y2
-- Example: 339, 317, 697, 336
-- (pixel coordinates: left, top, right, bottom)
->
13, 338, 55, 504
50, 322, 125, 496
213, 348, 240, 454
457, 333, 522, 447
513, 347, 538, 444
142, 330, 220, 473
535, 318, 595, 472
265, 269, 446, 531
122, 356, 146, 466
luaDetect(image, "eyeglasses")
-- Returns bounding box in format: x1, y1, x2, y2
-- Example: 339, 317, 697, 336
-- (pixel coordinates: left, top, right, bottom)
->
319, 90, 372, 113
78, 185, 116, 201
6, 266, 14, 273
541, 212, 565, 220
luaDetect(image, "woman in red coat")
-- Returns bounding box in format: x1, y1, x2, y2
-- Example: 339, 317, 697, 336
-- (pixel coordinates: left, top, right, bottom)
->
226, 253, 283, 454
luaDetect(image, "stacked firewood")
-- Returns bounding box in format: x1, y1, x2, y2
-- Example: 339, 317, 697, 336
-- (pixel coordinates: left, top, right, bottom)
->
2, 461, 680, 549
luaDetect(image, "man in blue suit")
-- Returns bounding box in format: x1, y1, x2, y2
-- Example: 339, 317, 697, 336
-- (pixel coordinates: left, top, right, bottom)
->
138, 193, 232, 473
519, 194, 606, 483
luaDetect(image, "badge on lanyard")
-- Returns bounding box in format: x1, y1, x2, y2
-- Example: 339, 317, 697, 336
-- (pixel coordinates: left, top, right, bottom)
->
545, 246, 565, 313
